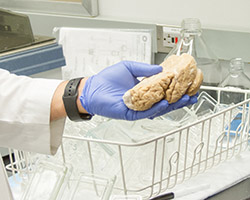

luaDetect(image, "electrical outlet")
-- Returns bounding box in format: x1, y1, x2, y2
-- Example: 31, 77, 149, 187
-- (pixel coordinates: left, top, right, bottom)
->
163, 26, 181, 48
157, 25, 181, 53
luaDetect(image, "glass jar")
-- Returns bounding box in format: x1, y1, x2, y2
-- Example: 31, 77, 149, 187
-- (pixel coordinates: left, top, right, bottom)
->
167, 18, 222, 88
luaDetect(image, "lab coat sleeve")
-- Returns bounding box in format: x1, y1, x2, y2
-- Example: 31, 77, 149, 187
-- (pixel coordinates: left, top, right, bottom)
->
0, 68, 65, 155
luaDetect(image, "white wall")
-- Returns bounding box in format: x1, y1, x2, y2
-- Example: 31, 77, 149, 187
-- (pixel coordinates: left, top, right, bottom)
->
15, 0, 250, 62
98, 0, 250, 32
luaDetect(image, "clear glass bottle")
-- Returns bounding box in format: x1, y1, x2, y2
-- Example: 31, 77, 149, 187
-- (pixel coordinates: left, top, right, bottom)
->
219, 58, 250, 146
219, 58, 250, 104
167, 18, 222, 88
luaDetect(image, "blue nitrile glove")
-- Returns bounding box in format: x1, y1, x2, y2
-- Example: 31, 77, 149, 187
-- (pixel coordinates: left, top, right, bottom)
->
80, 61, 198, 121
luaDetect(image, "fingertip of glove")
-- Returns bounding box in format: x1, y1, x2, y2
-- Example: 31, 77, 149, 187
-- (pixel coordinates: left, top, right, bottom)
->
160, 99, 169, 107
190, 96, 198, 104
194, 92, 199, 97
151, 65, 163, 73
182, 94, 190, 101
140, 64, 163, 77
156, 100, 169, 113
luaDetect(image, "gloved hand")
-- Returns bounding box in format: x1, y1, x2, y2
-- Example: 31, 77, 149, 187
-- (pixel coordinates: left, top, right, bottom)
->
80, 61, 198, 120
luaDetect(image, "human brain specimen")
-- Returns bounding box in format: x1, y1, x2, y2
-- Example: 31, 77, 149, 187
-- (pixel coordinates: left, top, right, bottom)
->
123, 53, 203, 111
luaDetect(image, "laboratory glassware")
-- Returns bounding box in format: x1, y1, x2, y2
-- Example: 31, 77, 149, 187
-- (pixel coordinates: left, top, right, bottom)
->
219, 58, 250, 104
21, 160, 72, 200
218, 58, 250, 143
167, 18, 222, 89
59, 173, 116, 200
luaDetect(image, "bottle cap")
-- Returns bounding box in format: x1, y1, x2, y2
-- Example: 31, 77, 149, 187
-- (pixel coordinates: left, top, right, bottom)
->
181, 18, 202, 35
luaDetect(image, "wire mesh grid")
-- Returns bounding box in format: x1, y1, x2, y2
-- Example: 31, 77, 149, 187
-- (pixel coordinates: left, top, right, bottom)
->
5, 86, 250, 200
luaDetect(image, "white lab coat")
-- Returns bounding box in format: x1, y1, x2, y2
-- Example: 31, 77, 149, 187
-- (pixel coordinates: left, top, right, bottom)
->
0, 68, 66, 199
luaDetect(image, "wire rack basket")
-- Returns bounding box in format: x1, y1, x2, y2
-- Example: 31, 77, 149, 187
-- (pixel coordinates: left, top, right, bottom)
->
6, 86, 250, 200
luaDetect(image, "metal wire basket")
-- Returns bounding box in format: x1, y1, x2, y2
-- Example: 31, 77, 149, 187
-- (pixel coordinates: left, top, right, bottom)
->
6, 86, 250, 200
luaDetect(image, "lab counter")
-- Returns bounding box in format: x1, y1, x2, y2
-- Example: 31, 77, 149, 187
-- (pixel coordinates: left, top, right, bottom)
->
169, 150, 250, 200
208, 178, 250, 200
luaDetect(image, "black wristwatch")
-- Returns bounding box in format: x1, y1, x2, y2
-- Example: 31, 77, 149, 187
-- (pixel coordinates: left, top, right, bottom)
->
62, 77, 92, 121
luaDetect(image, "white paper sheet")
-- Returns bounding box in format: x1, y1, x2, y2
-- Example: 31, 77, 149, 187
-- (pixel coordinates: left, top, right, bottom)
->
57, 27, 152, 79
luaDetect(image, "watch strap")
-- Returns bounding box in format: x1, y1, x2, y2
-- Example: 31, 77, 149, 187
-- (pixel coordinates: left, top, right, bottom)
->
62, 77, 92, 121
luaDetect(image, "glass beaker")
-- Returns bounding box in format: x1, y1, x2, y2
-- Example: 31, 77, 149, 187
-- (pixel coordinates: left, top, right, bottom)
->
167, 18, 222, 88
219, 58, 250, 104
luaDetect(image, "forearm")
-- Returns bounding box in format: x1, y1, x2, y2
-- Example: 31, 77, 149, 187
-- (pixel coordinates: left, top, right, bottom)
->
50, 78, 89, 121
